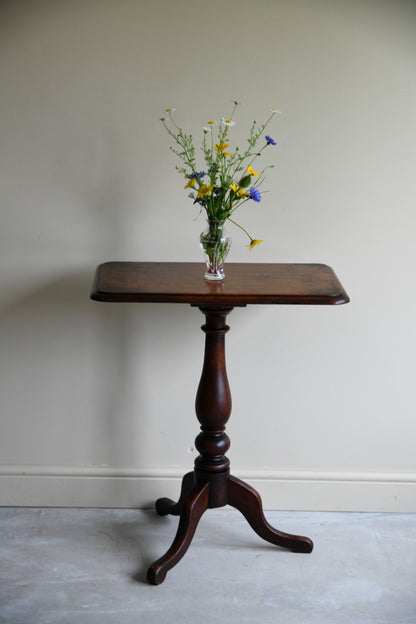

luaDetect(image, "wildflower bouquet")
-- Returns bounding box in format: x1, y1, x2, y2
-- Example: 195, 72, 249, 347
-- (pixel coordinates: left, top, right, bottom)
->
161, 101, 280, 279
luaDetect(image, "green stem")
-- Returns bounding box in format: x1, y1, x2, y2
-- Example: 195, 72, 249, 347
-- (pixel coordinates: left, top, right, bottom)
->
228, 217, 254, 241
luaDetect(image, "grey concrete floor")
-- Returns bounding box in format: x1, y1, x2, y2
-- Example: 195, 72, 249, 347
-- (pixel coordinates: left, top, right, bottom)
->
0, 507, 415, 624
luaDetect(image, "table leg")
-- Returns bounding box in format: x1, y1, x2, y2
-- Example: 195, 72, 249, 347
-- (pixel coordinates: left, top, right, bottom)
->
155, 472, 195, 517
147, 480, 209, 585
147, 305, 312, 584
227, 474, 313, 553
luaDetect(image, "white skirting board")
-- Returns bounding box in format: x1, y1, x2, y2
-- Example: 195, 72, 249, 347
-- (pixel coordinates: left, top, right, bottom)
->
1, 466, 415, 512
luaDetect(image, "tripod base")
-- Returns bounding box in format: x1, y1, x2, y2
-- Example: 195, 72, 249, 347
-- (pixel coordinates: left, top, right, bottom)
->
147, 471, 313, 585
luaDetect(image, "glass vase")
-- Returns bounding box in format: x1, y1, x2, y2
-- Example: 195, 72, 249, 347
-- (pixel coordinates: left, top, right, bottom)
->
200, 219, 232, 281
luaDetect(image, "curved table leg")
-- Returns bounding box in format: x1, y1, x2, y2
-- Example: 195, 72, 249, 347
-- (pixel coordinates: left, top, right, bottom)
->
227, 475, 313, 553
147, 480, 210, 585
155, 472, 195, 517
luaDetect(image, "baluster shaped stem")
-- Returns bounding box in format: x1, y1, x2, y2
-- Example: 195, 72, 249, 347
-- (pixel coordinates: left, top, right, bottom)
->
194, 307, 233, 484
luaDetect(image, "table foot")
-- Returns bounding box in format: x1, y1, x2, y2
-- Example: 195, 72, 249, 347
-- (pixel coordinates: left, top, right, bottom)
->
147, 480, 210, 585
155, 472, 195, 517
227, 475, 313, 553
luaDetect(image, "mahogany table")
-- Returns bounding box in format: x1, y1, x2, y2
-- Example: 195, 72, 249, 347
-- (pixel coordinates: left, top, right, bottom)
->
91, 262, 349, 584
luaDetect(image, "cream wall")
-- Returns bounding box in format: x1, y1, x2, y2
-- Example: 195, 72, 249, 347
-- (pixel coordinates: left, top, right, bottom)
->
1, 0, 415, 511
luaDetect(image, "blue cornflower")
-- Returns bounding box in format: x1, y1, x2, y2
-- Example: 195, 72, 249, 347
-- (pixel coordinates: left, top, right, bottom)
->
188, 171, 205, 179
265, 135, 276, 146
249, 188, 261, 202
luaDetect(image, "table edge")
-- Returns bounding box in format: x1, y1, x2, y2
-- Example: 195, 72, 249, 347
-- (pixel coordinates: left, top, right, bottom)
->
90, 262, 350, 306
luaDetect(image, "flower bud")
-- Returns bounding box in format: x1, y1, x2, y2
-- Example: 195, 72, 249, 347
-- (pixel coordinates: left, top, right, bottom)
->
238, 174, 251, 188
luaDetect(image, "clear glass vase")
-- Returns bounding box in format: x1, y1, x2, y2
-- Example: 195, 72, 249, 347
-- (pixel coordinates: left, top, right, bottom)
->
200, 219, 232, 281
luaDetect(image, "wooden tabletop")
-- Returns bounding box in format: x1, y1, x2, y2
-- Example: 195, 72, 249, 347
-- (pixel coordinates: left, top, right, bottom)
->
90, 262, 349, 306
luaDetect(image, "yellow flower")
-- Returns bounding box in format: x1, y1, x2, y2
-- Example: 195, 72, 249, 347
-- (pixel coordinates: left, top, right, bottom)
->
214, 142, 229, 152
165, 108, 176, 112
249, 239, 263, 250
247, 165, 258, 177
208, 120, 216, 125
184, 178, 196, 189
230, 183, 247, 196
197, 184, 214, 198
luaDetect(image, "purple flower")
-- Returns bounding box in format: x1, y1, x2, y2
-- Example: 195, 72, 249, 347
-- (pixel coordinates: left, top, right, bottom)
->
265, 135, 276, 146
249, 188, 261, 202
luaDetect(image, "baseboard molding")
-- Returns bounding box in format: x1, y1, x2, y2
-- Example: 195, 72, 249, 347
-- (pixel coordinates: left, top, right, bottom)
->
1, 466, 415, 511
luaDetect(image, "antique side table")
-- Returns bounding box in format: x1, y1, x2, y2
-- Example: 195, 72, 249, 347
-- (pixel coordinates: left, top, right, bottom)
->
91, 262, 349, 584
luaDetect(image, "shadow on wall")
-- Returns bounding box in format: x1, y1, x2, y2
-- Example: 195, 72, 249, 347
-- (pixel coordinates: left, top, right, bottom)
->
0, 270, 194, 476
